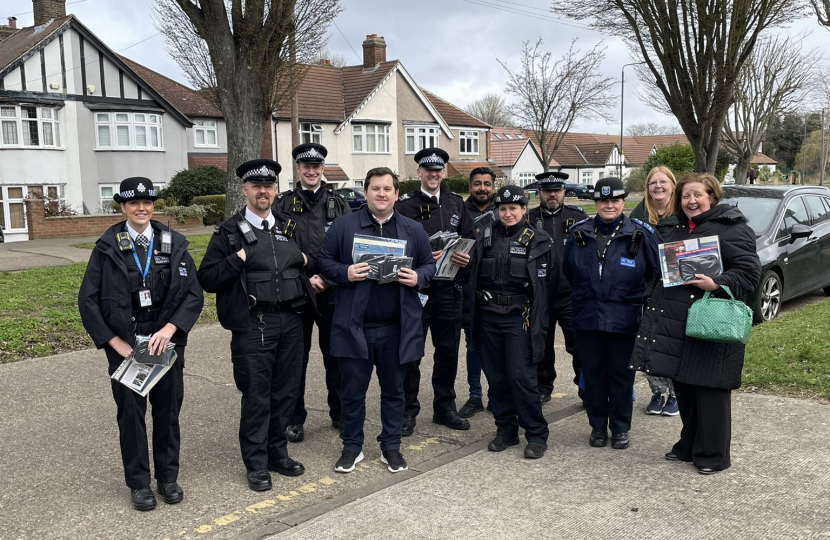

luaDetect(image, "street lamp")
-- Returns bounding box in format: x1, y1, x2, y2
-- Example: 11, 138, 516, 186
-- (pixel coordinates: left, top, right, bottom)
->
619, 61, 647, 179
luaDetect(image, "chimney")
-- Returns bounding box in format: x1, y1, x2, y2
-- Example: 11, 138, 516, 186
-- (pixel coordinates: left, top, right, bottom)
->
9, 17, 17, 29
362, 34, 386, 69
0, 17, 19, 42
33, 0, 66, 26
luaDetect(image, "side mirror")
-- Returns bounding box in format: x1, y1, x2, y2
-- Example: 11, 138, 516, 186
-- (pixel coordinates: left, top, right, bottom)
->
790, 223, 813, 243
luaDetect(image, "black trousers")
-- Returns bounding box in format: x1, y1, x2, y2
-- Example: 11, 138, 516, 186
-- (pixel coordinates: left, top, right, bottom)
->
339, 323, 407, 453
576, 330, 636, 434
230, 310, 303, 471
477, 310, 549, 444
105, 338, 184, 490
403, 282, 462, 418
671, 381, 732, 471
537, 292, 579, 395
291, 303, 339, 425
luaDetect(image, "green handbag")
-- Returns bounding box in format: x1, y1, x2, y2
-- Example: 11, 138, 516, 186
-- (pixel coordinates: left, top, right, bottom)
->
685, 285, 753, 344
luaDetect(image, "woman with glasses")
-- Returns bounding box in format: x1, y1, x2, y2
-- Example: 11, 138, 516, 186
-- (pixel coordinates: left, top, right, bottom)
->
630, 166, 681, 416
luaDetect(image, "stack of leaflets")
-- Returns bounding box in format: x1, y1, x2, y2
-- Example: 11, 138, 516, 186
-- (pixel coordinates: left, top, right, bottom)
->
352, 234, 410, 283
659, 235, 723, 287
111, 336, 178, 397
434, 236, 476, 280
429, 231, 458, 251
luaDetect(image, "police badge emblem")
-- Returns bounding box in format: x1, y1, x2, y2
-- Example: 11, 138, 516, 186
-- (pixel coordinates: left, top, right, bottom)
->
601, 185, 611, 196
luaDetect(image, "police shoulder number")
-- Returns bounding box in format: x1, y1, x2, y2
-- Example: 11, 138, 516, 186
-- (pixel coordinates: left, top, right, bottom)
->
630, 218, 655, 234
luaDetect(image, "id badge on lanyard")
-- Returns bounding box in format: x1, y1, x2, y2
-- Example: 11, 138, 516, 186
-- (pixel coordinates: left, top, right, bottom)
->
131, 234, 154, 308
598, 262, 603, 278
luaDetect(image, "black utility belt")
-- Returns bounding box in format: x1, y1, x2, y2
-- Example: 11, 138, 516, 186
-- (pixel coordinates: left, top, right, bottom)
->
250, 301, 296, 313
477, 291, 529, 307
132, 308, 162, 322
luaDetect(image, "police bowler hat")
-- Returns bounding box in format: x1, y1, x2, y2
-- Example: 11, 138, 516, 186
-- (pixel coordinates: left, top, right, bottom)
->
113, 177, 161, 203
495, 185, 528, 206
592, 177, 627, 200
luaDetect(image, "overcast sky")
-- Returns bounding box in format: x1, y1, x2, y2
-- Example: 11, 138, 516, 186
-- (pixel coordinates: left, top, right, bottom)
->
3, 0, 827, 134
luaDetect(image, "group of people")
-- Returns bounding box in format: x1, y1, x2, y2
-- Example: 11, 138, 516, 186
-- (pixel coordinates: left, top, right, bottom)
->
78, 142, 761, 511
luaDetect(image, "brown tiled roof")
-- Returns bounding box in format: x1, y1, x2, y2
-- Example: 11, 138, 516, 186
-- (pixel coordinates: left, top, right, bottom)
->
570, 142, 617, 166
448, 161, 505, 178
421, 89, 490, 129
119, 56, 223, 118
342, 61, 398, 121
490, 139, 533, 168
323, 165, 349, 182
0, 16, 71, 75
751, 152, 777, 165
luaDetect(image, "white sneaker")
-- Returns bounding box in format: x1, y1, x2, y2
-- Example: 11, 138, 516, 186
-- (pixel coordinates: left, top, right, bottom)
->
334, 450, 364, 473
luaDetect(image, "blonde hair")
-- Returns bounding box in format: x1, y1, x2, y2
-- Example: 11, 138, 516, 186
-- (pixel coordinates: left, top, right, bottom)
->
674, 173, 722, 214
645, 166, 677, 226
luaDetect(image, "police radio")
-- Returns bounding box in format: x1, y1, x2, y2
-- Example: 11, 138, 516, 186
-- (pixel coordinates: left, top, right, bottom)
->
327, 196, 336, 220
565, 219, 576, 234
237, 220, 257, 244
628, 229, 642, 256
161, 227, 172, 255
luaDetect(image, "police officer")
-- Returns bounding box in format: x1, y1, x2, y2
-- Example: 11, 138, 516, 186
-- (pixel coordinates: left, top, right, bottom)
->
78, 177, 204, 511
563, 177, 658, 450
527, 171, 588, 404
198, 159, 311, 491
274, 143, 351, 443
468, 185, 557, 459
396, 148, 475, 434
458, 167, 496, 418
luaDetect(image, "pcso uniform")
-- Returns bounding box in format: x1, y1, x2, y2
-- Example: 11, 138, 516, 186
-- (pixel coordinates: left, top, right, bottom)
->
563, 178, 658, 449
274, 143, 351, 441
395, 148, 476, 433
78, 177, 203, 510
467, 185, 558, 458
198, 159, 312, 490
527, 172, 588, 401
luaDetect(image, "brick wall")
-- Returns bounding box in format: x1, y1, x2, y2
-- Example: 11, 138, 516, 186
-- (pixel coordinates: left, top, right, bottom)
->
24, 199, 203, 240
187, 154, 227, 169
33, 0, 66, 26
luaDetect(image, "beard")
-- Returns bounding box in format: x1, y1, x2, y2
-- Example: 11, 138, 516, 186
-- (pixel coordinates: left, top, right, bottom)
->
473, 190, 494, 205
541, 198, 561, 212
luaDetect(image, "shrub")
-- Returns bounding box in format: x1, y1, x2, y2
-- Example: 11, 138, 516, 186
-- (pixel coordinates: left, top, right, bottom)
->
399, 180, 420, 195
193, 194, 226, 226
624, 166, 647, 193
641, 143, 695, 175
162, 204, 207, 224
161, 166, 226, 206
444, 175, 469, 194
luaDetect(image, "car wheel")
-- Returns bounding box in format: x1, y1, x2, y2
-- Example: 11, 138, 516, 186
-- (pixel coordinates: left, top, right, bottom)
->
565, 189, 577, 198
753, 270, 782, 324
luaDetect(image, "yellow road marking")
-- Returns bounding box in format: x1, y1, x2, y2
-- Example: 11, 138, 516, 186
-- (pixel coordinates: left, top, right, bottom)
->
194, 525, 213, 533
551, 393, 566, 399
319, 476, 336, 485
245, 499, 276, 513
298, 483, 317, 493
214, 514, 241, 526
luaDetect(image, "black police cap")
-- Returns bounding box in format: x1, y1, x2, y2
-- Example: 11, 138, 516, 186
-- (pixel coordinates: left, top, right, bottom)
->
494, 185, 528, 206
536, 171, 569, 189
592, 177, 628, 200
414, 147, 449, 170
236, 159, 281, 183
292, 143, 327, 163
113, 177, 161, 203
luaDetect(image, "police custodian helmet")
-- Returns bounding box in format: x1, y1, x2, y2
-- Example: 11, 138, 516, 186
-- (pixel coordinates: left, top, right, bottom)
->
494, 185, 528, 206
592, 177, 627, 200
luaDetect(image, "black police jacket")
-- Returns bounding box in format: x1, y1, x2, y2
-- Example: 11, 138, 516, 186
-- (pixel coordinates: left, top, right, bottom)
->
466, 220, 559, 363
197, 209, 316, 332
78, 220, 204, 349
461, 197, 496, 329
528, 204, 588, 296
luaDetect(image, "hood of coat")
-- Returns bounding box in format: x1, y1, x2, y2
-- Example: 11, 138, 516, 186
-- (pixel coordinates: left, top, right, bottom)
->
689, 203, 748, 227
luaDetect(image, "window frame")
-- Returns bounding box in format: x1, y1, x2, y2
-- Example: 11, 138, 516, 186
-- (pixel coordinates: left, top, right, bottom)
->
405, 125, 440, 154
776, 196, 810, 241
193, 119, 219, 148
517, 172, 534, 187
95, 112, 164, 151
352, 124, 390, 154
0, 105, 62, 149
459, 130, 480, 155
99, 184, 119, 214
582, 171, 594, 184
0, 185, 28, 232
300, 123, 323, 145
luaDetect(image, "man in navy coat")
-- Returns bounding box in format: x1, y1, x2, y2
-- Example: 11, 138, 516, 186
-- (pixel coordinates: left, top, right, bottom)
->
317, 167, 436, 474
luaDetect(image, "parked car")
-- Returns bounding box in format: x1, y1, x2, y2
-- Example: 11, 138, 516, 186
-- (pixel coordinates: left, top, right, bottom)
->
720, 185, 830, 323
522, 181, 594, 199
335, 187, 366, 210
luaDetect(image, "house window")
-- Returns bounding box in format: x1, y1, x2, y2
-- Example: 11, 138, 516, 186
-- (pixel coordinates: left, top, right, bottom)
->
353, 124, 390, 153
459, 131, 479, 155
0, 186, 27, 231
300, 123, 323, 145
95, 112, 163, 150
493, 133, 503, 140
0, 105, 61, 148
582, 171, 593, 184
405, 126, 439, 154
99, 184, 118, 213
504, 134, 513, 140
517, 172, 534, 187
194, 119, 218, 147
598, 172, 605, 179
353, 179, 364, 188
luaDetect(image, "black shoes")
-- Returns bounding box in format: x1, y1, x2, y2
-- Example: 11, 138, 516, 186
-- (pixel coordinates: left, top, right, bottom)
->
130, 487, 157, 511
432, 411, 470, 430
611, 432, 630, 450
334, 450, 364, 473
698, 467, 719, 475
589, 428, 608, 447
524, 442, 547, 459
157, 482, 183, 505
332, 419, 342, 430
488, 436, 520, 452
458, 397, 485, 418
286, 424, 304, 442
381, 449, 408, 473
539, 393, 552, 404
247, 469, 272, 491
665, 451, 681, 461
268, 457, 305, 477
401, 415, 416, 437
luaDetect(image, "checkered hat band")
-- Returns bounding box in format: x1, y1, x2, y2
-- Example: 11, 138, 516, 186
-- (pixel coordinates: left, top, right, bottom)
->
296, 149, 323, 161
242, 166, 277, 180
418, 154, 445, 166
118, 189, 156, 199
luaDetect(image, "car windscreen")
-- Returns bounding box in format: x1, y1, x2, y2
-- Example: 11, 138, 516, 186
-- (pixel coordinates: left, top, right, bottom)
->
718, 197, 780, 235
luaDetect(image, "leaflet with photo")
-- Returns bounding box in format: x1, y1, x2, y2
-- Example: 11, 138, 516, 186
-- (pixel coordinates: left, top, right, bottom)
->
433, 237, 477, 280
379, 256, 413, 284
352, 234, 407, 263
659, 235, 723, 287
132, 334, 176, 366
111, 351, 178, 397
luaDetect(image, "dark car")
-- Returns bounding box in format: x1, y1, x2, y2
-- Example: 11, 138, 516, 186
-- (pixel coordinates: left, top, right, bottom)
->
523, 181, 594, 199
335, 187, 366, 210
720, 185, 830, 323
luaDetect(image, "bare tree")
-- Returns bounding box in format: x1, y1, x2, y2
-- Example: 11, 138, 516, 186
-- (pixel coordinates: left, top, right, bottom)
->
314, 49, 348, 67
722, 36, 815, 186
625, 122, 680, 136
551, 0, 807, 174
463, 93, 513, 127
154, 0, 342, 215
499, 39, 614, 173
810, 0, 830, 26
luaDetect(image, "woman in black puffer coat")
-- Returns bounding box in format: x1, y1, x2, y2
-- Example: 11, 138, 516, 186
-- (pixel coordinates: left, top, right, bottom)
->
630, 173, 761, 474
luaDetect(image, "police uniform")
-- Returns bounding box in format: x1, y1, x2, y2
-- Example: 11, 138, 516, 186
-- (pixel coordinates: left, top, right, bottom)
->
562, 178, 658, 449
274, 143, 351, 441
526, 172, 588, 402
395, 148, 476, 433
468, 185, 558, 458
198, 159, 311, 491
78, 177, 204, 510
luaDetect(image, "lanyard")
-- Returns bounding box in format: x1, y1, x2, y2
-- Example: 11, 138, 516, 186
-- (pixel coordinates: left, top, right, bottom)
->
595, 219, 622, 278
130, 233, 154, 287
